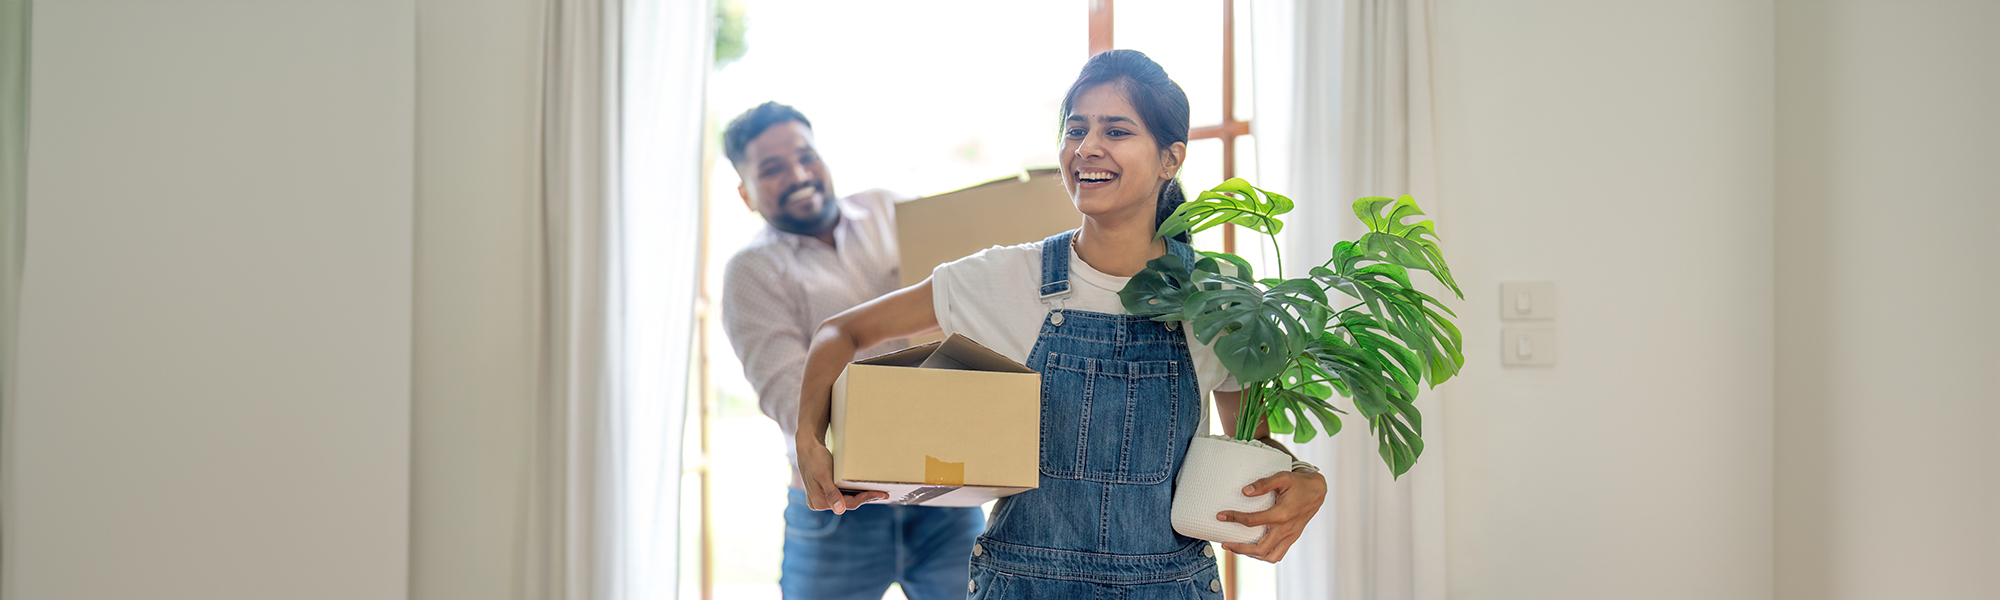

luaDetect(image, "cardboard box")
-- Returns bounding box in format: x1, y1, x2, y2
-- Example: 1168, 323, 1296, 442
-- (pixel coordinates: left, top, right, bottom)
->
896, 167, 1082, 289
830, 334, 1040, 506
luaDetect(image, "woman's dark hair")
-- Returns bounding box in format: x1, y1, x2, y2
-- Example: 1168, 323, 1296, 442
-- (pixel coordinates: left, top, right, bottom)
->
1059, 49, 1193, 243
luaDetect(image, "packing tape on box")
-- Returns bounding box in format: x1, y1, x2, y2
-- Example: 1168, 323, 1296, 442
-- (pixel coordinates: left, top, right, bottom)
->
895, 485, 958, 505
924, 455, 965, 486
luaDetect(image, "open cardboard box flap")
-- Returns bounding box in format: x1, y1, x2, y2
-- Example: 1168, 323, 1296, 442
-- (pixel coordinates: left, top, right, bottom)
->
856, 333, 1036, 373
831, 333, 1040, 507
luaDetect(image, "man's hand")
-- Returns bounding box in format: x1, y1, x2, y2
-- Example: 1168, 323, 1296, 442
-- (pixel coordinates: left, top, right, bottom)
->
795, 433, 888, 514
1216, 469, 1327, 562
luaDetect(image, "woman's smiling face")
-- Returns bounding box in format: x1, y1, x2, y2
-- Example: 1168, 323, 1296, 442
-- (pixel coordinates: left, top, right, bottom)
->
1061, 83, 1183, 221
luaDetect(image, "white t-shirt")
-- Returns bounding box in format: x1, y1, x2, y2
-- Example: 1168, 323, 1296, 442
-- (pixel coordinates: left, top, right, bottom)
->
930, 240, 1242, 397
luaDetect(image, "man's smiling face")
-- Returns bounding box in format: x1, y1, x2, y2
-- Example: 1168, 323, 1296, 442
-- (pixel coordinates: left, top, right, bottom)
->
738, 120, 840, 237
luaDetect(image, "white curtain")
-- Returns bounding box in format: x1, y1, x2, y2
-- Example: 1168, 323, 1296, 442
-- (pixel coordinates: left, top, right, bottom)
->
617, 0, 708, 598
527, 0, 706, 598
526, 0, 618, 596
1257, 1, 1447, 600
1, 0, 26, 452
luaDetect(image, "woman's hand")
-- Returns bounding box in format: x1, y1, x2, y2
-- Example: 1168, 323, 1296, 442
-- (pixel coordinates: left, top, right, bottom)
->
1216, 469, 1328, 563
795, 432, 888, 514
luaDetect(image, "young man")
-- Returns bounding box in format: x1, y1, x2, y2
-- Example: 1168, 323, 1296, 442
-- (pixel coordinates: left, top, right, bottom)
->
718, 102, 983, 600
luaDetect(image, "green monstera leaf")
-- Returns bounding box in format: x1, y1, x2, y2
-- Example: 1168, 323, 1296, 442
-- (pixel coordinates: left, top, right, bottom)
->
1353, 195, 1462, 298
1117, 250, 1268, 321
1376, 410, 1424, 478
1335, 312, 1425, 399
1402, 287, 1464, 386
1306, 330, 1426, 477
1119, 253, 1196, 321
1313, 241, 1464, 387
1156, 178, 1295, 241
1193, 250, 1257, 284
1123, 246, 1334, 383
1256, 378, 1346, 444
1183, 275, 1327, 383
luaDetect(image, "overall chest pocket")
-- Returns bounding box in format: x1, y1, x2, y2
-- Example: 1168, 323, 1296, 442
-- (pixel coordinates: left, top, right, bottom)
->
1039, 352, 1184, 485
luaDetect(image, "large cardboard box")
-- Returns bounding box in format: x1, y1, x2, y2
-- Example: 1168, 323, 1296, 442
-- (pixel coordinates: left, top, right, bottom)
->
830, 334, 1040, 506
896, 167, 1081, 289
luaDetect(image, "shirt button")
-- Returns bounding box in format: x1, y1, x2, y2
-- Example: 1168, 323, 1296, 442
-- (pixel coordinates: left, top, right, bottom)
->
1202, 544, 1215, 557
972, 543, 984, 557
1210, 579, 1223, 592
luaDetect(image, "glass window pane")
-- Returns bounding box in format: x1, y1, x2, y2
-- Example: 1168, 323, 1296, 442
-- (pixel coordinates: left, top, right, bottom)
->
708, 0, 1087, 198
1233, 0, 1255, 122
1236, 133, 1258, 186
1181, 137, 1225, 197
1114, 0, 1226, 127
1231, 133, 1281, 278
1182, 138, 1225, 252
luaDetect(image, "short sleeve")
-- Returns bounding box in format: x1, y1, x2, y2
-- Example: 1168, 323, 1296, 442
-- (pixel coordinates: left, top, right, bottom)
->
930, 260, 955, 337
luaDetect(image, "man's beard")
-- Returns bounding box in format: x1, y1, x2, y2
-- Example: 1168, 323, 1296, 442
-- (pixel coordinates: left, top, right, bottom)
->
770, 181, 841, 237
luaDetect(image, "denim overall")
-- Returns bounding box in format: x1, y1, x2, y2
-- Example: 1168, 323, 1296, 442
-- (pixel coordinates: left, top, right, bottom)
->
967, 230, 1224, 599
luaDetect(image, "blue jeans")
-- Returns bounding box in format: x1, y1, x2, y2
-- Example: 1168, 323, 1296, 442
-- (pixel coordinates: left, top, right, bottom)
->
782, 488, 985, 600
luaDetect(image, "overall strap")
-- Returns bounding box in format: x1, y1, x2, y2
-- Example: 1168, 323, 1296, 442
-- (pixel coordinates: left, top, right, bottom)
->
1038, 229, 1077, 298
1163, 235, 1207, 434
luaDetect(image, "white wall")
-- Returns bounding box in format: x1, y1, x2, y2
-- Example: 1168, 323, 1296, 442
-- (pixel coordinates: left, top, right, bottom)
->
7, 2, 551, 599
1774, 2, 2000, 599
7, 2, 415, 599
1431, 2, 1776, 598
408, 1, 543, 599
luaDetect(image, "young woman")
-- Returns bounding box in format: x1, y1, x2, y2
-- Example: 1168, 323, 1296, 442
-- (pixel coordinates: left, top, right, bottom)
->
793, 50, 1326, 598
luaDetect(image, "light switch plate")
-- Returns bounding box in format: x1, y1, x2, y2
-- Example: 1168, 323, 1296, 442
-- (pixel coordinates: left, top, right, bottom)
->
1501, 328, 1557, 367
1500, 281, 1557, 320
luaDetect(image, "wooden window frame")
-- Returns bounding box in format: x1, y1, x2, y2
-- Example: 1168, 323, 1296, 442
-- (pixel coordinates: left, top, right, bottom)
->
690, 5, 1262, 598
1088, 0, 1249, 255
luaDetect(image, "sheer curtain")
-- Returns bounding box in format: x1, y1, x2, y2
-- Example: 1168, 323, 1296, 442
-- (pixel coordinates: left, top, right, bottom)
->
1, 0, 24, 440
527, 0, 705, 598
617, 0, 708, 598
0, 4, 23, 562
1256, 1, 1447, 599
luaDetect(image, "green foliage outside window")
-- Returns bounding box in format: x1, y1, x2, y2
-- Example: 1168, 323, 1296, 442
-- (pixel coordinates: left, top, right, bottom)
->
713, 0, 747, 69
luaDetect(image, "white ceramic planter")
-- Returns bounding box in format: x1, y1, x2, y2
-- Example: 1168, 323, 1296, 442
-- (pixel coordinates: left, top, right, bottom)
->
1171, 435, 1295, 544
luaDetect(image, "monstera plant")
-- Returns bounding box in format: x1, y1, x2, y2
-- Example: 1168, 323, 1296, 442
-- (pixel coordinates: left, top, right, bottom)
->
1120, 179, 1466, 543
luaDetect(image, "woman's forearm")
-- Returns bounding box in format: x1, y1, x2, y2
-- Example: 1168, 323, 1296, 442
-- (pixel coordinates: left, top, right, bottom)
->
795, 322, 860, 445
793, 278, 942, 448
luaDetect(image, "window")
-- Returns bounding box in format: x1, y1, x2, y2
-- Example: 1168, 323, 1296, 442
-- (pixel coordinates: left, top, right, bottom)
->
690, 2, 1275, 598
